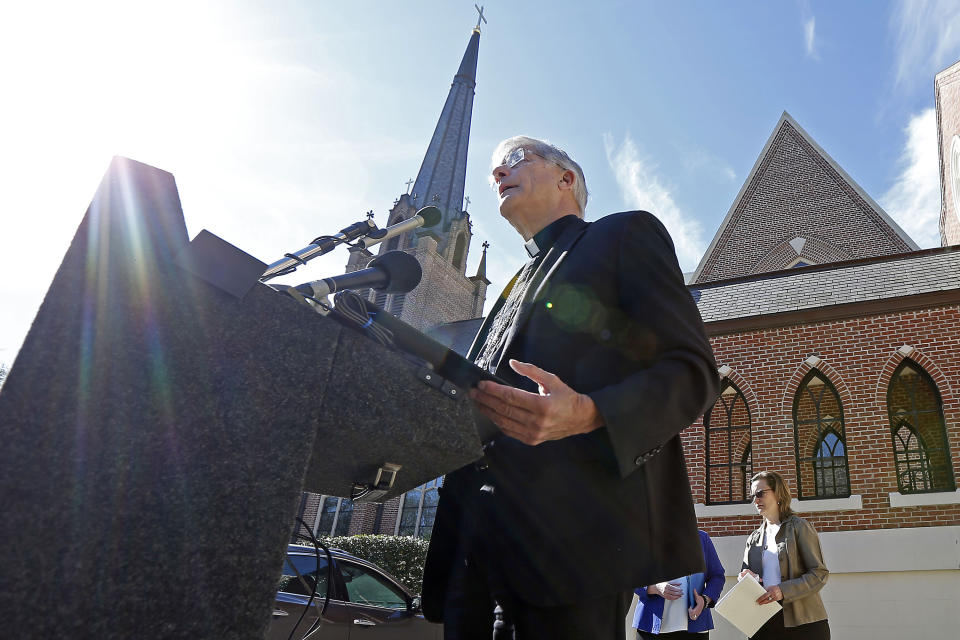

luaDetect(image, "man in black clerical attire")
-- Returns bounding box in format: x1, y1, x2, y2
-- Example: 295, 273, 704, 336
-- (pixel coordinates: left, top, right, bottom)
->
422, 136, 719, 639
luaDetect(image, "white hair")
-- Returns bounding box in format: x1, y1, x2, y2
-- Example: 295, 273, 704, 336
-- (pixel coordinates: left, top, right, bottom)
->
490, 135, 588, 214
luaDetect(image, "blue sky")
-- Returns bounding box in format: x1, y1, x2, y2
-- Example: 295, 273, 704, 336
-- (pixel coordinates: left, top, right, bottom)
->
1, 0, 959, 367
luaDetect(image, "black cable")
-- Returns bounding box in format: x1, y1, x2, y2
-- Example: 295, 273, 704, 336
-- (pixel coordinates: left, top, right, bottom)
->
285, 517, 333, 640
308, 234, 340, 247
331, 290, 394, 347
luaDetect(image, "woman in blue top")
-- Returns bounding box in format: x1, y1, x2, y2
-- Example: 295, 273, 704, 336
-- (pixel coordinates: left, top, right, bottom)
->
633, 529, 725, 638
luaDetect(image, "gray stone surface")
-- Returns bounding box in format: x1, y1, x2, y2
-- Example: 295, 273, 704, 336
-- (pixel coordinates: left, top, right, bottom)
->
0, 157, 482, 638
303, 323, 484, 500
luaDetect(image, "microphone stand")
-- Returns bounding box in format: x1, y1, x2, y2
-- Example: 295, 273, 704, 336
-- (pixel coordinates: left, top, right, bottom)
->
260, 218, 378, 282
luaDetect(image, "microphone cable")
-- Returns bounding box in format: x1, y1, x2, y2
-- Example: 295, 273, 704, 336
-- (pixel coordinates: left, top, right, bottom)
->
286, 516, 334, 640
330, 290, 393, 347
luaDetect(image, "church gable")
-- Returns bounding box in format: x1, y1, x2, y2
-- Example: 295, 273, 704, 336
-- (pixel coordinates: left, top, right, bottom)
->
692, 112, 917, 284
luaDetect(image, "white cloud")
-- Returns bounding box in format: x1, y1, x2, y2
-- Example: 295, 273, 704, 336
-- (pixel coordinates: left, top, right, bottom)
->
879, 109, 941, 248
603, 133, 706, 270
803, 17, 818, 59
681, 147, 737, 182
892, 0, 960, 88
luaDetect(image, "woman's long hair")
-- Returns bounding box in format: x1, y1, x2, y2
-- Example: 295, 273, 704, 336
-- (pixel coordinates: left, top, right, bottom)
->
751, 470, 795, 520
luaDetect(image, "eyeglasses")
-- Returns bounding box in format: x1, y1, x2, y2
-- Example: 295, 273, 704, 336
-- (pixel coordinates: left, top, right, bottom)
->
497, 147, 533, 170
749, 488, 772, 501
494, 147, 566, 173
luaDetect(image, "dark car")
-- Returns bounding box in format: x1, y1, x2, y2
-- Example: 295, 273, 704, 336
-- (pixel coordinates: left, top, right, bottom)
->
268, 544, 442, 640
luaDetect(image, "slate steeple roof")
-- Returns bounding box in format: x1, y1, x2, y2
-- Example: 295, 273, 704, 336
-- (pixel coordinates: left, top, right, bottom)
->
409, 27, 481, 239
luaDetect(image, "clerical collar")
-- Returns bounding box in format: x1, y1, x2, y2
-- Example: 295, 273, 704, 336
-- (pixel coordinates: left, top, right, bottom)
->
524, 214, 580, 258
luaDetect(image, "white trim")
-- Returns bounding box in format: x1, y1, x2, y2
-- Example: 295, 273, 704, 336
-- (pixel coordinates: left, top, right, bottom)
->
696, 494, 864, 517
311, 497, 324, 534
785, 256, 816, 269
951, 135, 960, 222
792, 494, 862, 512
711, 525, 960, 576
695, 502, 758, 517
898, 344, 916, 357
889, 489, 960, 507
316, 495, 351, 536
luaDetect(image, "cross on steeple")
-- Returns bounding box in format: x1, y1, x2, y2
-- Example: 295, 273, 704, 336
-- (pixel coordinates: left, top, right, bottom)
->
474, 5, 487, 31
482, 241, 490, 251
405, 178, 413, 194
366, 210, 375, 220
464, 195, 471, 211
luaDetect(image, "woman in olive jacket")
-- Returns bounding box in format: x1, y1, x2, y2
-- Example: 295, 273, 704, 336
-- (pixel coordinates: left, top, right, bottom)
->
738, 471, 830, 639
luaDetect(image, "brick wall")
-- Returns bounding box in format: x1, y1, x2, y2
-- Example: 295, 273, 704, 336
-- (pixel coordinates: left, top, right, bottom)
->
937, 62, 960, 246
684, 305, 960, 538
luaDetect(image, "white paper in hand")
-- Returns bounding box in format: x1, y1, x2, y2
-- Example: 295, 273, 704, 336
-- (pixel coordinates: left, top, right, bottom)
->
714, 573, 781, 637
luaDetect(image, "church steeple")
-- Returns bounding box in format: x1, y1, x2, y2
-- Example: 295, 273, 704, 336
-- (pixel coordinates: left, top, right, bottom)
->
346, 10, 489, 331
408, 24, 482, 249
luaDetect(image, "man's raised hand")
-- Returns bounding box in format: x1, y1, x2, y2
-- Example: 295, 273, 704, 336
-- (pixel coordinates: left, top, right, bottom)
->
469, 359, 603, 445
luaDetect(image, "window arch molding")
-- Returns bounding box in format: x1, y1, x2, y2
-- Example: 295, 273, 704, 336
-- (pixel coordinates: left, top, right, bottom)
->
875, 347, 954, 410
717, 366, 760, 409
792, 368, 851, 499
781, 357, 853, 423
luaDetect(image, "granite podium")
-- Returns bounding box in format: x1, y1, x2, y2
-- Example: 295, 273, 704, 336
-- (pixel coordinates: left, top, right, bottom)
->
0, 157, 484, 638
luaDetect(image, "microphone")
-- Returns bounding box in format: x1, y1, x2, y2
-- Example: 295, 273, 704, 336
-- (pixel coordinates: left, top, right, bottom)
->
293, 250, 422, 300
352, 206, 442, 251
260, 217, 379, 282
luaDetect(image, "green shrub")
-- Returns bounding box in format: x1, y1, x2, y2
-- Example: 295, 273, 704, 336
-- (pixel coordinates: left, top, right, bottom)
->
317, 534, 429, 595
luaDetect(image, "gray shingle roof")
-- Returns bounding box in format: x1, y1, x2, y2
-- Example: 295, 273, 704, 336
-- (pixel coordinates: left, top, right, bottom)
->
427, 317, 484, 356
691, 248, 960, 323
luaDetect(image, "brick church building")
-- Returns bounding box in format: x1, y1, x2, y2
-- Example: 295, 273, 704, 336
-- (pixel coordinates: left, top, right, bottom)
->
684, 92, 960, 638
292, 15, 960, 636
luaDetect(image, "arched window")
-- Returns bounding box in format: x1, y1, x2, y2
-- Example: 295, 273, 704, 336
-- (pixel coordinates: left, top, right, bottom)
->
892, 422, 933, 491
887, 361, 955, 493
452, 234, 467, 270
396, 477, 443, 539
812, 430, 848, 497
705, 380, 752, 504
794, 370, 850, 498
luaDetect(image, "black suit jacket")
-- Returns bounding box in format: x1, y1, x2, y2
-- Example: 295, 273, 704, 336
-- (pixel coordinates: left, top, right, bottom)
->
422, 211, 719, 615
